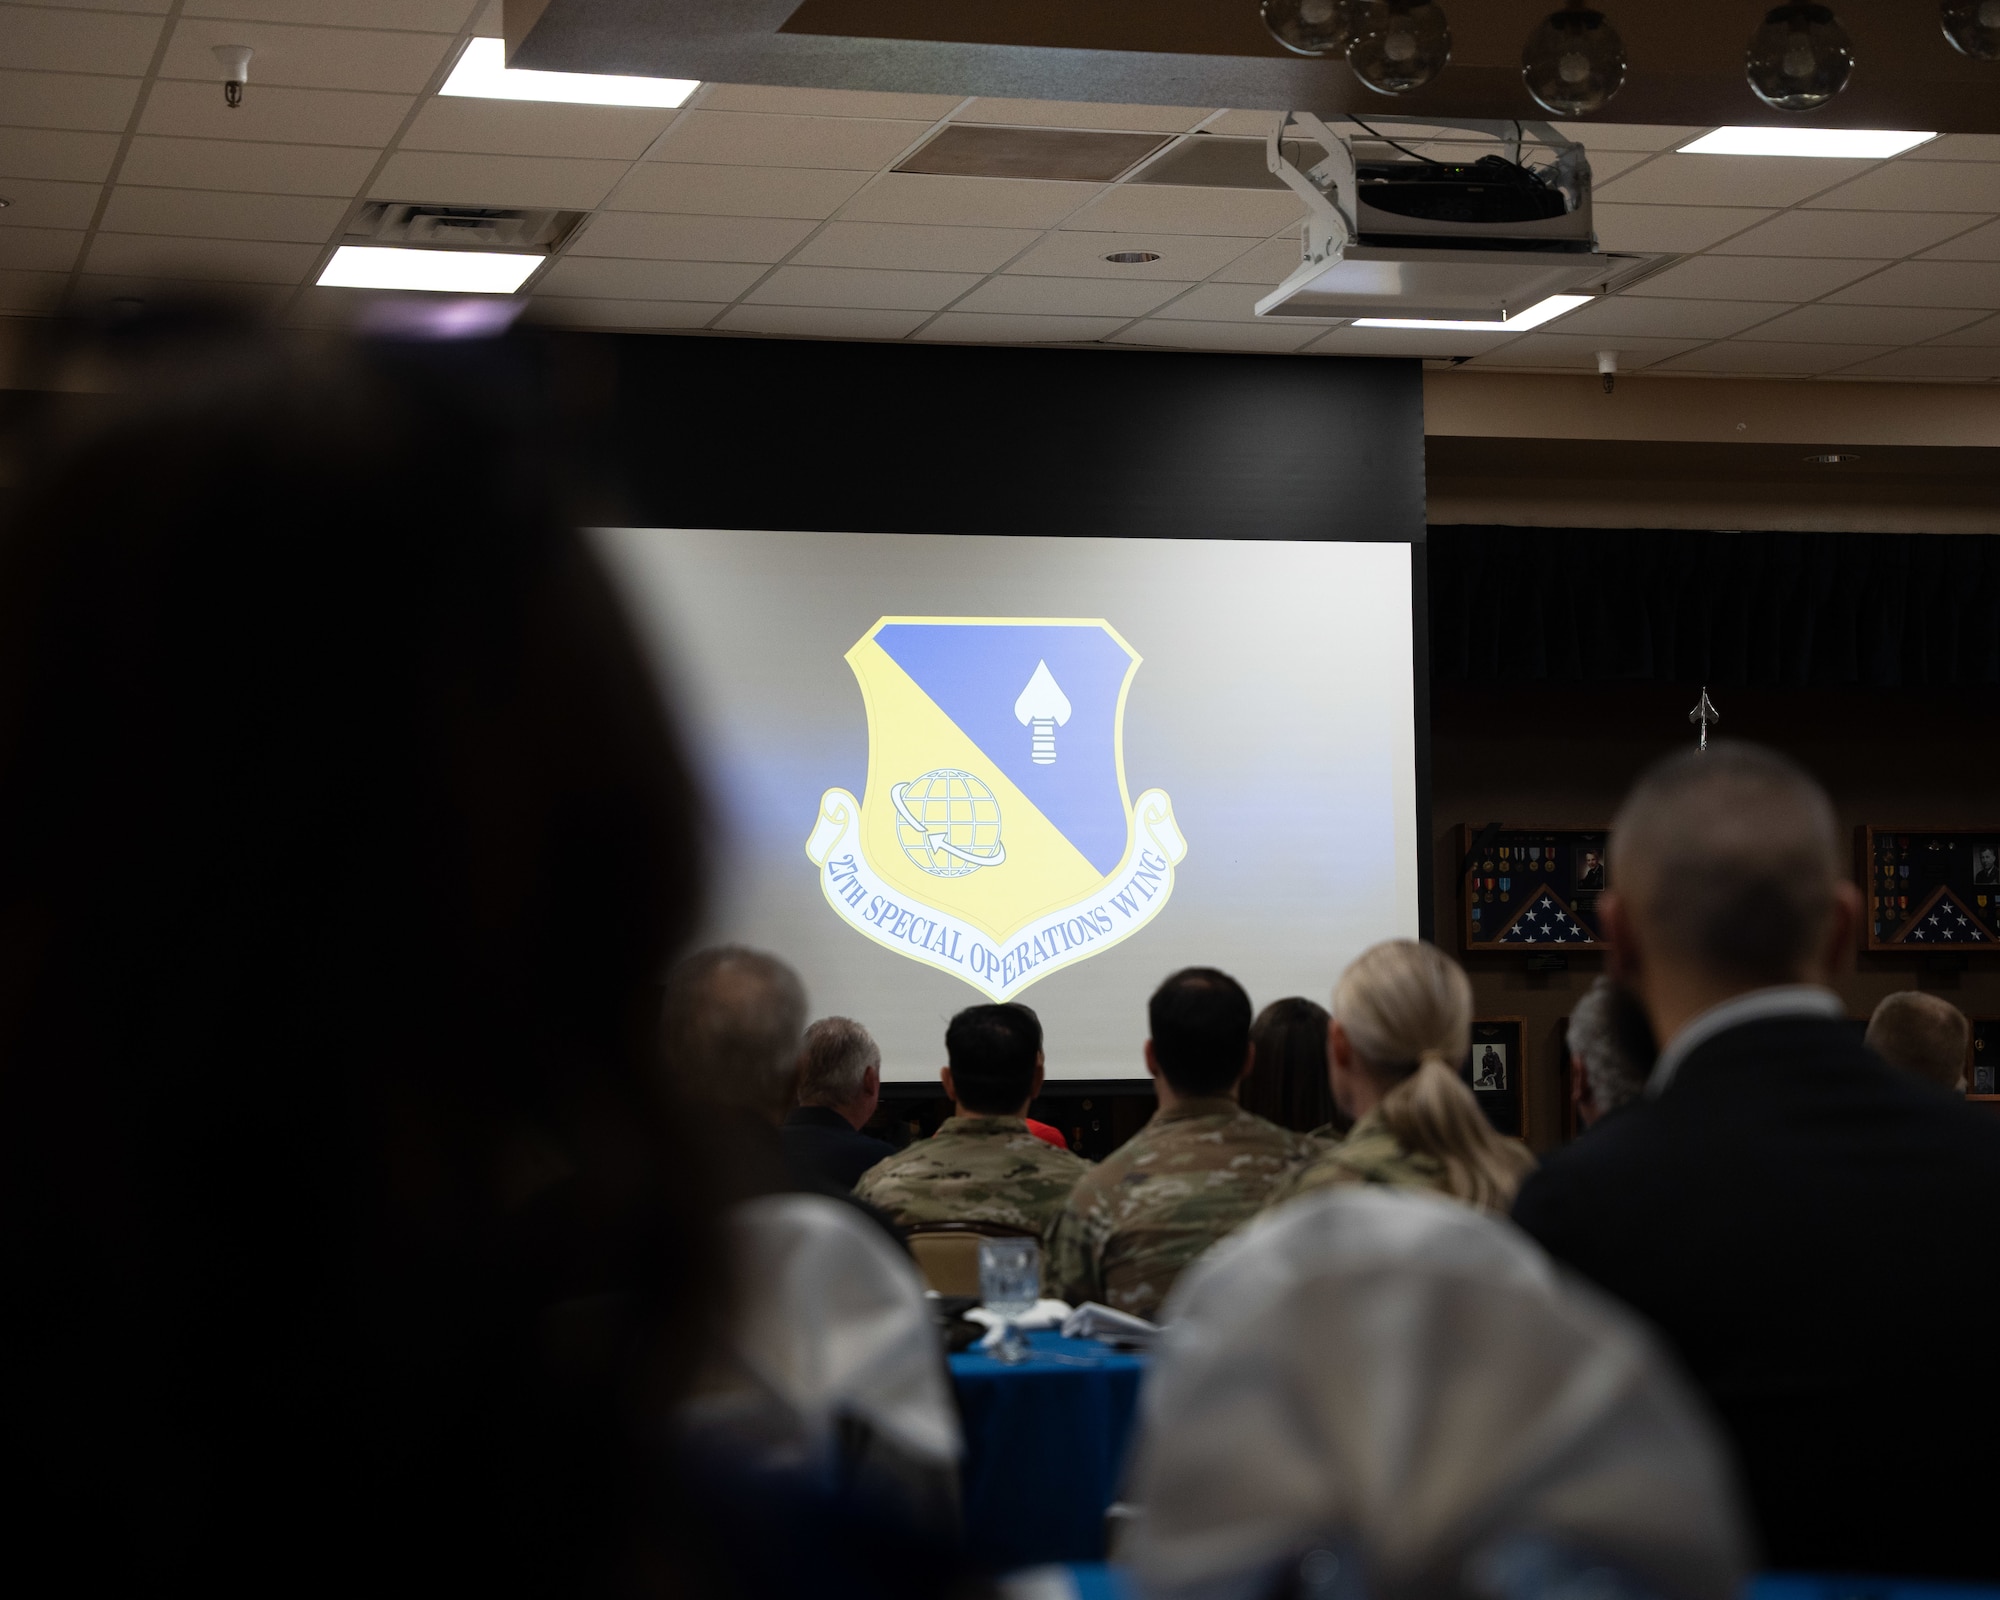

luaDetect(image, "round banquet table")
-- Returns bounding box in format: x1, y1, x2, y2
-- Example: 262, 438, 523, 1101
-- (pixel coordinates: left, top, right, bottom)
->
949, 1330, 1150, 1572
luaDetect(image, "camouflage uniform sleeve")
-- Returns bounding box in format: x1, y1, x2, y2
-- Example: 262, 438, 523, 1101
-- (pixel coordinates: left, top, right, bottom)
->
1044, 1180, 1103, 1307
850, 1151, 902, 1211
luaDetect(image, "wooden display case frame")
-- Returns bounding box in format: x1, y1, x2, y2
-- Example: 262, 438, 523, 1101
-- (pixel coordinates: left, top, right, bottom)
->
1459, 823, 1611, 955
1858, 825, 2000, 955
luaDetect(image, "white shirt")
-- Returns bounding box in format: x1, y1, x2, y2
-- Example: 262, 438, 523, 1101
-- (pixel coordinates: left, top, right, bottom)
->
1646, 984, 1845, 1096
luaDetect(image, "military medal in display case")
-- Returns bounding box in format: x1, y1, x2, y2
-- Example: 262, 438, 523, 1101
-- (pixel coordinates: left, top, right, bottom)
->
1465, 1017, 1526, 1138
1459, 824, 1611, 952
1860, 828, 2000, 952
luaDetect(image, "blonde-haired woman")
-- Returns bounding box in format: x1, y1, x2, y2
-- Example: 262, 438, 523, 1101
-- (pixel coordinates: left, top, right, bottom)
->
1269, 939, 1535, 1213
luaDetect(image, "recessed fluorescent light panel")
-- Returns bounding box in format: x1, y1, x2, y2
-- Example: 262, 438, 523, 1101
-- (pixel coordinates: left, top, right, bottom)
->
318, 246, 542, 294
1351, 293, 1591, 333
440, 37, 698, 108
1679, 127, 1936, 158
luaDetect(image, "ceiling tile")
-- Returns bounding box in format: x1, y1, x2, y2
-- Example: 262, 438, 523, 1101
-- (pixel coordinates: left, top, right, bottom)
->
522, 295, 723, 331
0, 267, 67, 313
1561, 125, 1705, 152
1746, 303, 1989, 343
569, 211, 815, 263
535, 256, 766, 301
1009, 229, 1269, 280
1200, 110, 1282, 139
1709, 209, 1980, 260
140, 80, 412, 147
1822, 260, 2000, 309
1835, 347, 2000, 379
184, 0, 471, 28
99, 185, 347, 241
1597, 154, 1873, 209
1623, 254, 1879, 301
791, 221, 1040, 273
0, 225, 83, 272
838, 173, 1096, 229
86, 231, 320, 282
1929, 312, 2000, 345
159, 18, 452, 94
611, 162, 867, 219
0, 177, 104, 229
1062, 183, 1302, 237
371, 151, 629, 208
400, 99, 672, 162
1592, 203, 1771, 253
960, 99, 1210, 134
0, 127, 123, 184
698, 84, 963, 121
650, 111, 931, 171
915, 311, 1127, 343
1470, 333, 1704, 369
1550, 296, 1781, 339
715, 304, 929, 339
0, 5, 164, 74
953, 273, 1188, 317
1212, 235, 1302, 285
1111, 318, 1319, 353
0, 69, 144, 133
1651, 340, 1898, 375
121, 134, 377, 194
1803, 162, 2000, 212
1306, 325, 1515, 358
70, 271, 292, 313
1904, 135, 2000, 162
1145, 281, 1269, 321
1920, 220, 2000, 262
25, 0, 168, 10
744, 263, 981, 310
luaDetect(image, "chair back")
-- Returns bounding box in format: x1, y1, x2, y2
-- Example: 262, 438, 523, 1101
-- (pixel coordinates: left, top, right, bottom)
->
904, 1220, 1038, 1298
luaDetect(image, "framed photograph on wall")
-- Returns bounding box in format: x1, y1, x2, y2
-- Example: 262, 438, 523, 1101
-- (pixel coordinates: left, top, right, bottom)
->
1860, 827, 2000, 952
1970, 1019, 2000, 1099
1460, 824, 1611, 953
1465, 1017, 1526, 1138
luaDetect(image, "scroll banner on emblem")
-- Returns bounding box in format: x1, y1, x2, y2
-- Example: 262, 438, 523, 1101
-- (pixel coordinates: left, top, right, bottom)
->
807, 786, 1188, 1002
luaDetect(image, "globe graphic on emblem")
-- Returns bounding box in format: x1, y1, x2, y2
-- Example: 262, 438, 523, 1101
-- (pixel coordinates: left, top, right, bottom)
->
895, 768, 1004, 878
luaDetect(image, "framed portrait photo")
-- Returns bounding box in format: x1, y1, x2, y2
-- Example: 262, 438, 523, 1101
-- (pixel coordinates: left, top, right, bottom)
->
1464, 1017, 1526, 1138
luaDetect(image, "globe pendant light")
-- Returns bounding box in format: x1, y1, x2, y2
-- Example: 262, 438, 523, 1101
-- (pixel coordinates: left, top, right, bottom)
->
1521, 1, 1627, 116
1349, 0, 1451, 94
1941, 0, 2000, 58
1263, 0, 1365, 57
1745, 3, 1853, 111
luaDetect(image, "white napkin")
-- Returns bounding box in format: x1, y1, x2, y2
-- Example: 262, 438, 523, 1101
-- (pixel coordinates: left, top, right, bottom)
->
966, 1297, 1074, 1348
1061, 1300, 1161, 1349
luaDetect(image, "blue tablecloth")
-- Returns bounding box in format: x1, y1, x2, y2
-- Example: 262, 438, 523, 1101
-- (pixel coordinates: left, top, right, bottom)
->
950, 1330, 1149, 1571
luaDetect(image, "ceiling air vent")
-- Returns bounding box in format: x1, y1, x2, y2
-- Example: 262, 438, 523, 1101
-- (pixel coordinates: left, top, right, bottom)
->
348, 203, 586, 251
1129, 136, 1322, 191
896, 124, 1172, 183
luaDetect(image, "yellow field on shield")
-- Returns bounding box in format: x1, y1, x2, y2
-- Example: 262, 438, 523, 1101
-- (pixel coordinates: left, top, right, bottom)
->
848, 637, 1106, 941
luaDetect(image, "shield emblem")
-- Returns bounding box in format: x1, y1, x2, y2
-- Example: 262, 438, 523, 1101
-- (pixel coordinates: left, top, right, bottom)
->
806, 616, 1186, 1000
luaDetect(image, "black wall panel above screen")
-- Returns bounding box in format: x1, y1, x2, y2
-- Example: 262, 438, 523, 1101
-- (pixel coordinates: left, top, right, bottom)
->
588, 334, 1425, 544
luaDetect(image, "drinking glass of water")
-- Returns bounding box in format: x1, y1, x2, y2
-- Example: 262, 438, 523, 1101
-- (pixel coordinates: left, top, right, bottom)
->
978, 1236, 1041, 1364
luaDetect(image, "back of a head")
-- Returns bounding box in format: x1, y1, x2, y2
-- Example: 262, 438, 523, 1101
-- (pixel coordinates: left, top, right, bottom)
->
0, 319, 719, 1592
945, 1003, 1042, 1114
1336, 941, 1532, 1211
1126, 1189, 1750, 1600
1150, 968, 1254, 1098
1611, 742, 1840, 986
1568, 977, 1657, 1116
1242, 997, 1342, 1134
798, 1015, 881, 1109
664, 946, 809, 1119
1866, 991, 1970, 1093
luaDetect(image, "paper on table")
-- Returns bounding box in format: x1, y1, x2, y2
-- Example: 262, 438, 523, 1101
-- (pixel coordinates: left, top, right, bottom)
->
967, 1298, 1074, 1348
1062, 1301, 1160, 1349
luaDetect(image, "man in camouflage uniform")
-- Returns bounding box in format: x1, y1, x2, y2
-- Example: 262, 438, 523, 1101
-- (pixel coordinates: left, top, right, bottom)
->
855, 1003, 1088, 1238
1048, 968, 1316, 1321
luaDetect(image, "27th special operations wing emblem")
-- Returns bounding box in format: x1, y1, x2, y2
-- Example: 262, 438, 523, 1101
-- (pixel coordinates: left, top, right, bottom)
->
804, 617, 1186, 1001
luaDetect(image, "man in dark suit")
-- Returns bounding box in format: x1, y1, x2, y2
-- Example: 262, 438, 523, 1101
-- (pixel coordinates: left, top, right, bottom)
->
1514, 743, 2000, 1581
782, 1015, 897, 1192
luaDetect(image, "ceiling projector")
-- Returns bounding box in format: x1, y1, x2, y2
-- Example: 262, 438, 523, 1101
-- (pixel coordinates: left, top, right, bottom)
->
1256, 115, 1636, 322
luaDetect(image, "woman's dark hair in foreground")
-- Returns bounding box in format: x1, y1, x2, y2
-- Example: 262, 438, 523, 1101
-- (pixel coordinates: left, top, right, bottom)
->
0, 318, 720, 1593
1243, 996, 1347, 1136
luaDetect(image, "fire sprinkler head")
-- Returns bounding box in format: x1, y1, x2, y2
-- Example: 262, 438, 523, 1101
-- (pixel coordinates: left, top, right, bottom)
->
1596, 349, 1618, 395
213, 44, 253, 108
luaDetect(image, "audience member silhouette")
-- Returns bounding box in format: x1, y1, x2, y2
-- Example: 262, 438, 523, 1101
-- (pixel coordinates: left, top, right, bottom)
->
784, 1016, 898, 1190
1241, 995, 1347, 1138
1865, 989, 1970, 1095
1566, 975, 1656, 1130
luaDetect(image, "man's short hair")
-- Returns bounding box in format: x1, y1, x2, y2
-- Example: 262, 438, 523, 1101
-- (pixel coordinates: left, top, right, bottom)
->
1866, 991, 1970, 1093
1567, 977, 1655, 1116
1610, 742, 1840, 986
797, 1016, 879, 1108
661, 946, 807, 1115
945, 1003, 1042, 1115
1149, 967, 1253, 1097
